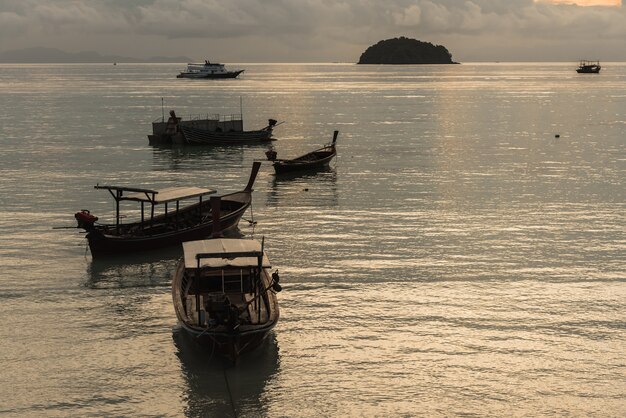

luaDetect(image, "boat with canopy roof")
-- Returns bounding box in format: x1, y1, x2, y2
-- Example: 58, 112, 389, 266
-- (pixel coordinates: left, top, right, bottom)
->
73, 162, 261, 257
171, 196, 281, 361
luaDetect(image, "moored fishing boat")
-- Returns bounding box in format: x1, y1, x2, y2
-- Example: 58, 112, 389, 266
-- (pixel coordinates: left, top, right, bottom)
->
172, 196, 281, 361
177, 60, 244, 79
73, 162, 261, 258
266, 130, 338, 174
148, 110, 278, 145
576, 60, 601, 74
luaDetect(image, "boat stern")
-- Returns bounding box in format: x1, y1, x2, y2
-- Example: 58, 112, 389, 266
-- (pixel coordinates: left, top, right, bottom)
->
74, 210, 98, 230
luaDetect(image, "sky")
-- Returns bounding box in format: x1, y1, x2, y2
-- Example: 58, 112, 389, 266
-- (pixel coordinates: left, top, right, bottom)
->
0, 0, 624, 62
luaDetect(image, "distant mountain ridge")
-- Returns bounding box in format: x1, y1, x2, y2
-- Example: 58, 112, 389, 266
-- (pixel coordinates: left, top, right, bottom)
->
0, 47, 192, 63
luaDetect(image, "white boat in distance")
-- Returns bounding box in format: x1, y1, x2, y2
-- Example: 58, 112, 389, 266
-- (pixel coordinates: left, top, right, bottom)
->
177, 60, 244, 79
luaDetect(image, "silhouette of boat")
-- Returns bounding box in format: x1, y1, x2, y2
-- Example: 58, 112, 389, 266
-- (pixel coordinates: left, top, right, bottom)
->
73, 163, 261, 258
177, 60, 244, 79
266, 130, 338, 174
148, 110, 278, 145
576, 60, 601, 74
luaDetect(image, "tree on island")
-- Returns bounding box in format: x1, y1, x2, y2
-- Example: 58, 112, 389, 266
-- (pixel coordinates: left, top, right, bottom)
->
358, 37, 457, 65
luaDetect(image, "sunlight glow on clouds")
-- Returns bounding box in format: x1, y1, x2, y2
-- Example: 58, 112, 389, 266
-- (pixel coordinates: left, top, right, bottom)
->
536, 0, 621, 5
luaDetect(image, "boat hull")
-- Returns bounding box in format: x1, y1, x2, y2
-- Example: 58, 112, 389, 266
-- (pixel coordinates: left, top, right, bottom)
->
177, 70, 244, 79
86, 211, 243, 257
273, 156, 334, 174
576, 68, 601, 74
273, 150, 336, 174
181, 125, 273, 145
85, 193, 250, 258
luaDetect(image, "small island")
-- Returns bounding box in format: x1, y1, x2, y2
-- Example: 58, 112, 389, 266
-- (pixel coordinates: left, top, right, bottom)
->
358, 37, 457, 65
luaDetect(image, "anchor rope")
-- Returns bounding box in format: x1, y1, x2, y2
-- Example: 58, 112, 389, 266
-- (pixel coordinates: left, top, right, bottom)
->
223, 366, 237, 417
243, 199, 256, 225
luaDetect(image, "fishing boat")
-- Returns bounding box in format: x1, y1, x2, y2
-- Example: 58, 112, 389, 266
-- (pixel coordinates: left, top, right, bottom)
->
266, 130, 338, 174
576, 60, 601, 74
74, 162, 261, 258
148, 110, 278, 145
172, 196, 281, 361
177, 60, 244, 79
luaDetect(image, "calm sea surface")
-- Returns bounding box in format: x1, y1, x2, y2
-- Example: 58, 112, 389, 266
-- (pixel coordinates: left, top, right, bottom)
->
0, 63, 624, 417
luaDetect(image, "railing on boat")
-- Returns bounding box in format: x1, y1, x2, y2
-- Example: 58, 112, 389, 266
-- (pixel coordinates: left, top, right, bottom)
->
188, 113, 243, 122
153, 113, 243, 123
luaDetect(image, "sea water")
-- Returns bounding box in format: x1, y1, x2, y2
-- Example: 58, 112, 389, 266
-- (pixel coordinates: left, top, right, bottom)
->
0, 63, 624, 416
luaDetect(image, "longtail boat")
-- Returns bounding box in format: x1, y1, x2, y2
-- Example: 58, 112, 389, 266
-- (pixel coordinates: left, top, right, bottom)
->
172, 196, 281, 361
74, 162, 261, 258
266, 130, 338, 174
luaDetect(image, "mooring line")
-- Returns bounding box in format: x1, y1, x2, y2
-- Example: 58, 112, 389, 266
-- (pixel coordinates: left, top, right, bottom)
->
223, 367, 237, 417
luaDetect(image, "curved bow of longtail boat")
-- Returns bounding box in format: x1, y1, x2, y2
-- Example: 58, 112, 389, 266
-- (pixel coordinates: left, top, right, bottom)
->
245, 161, 262, 192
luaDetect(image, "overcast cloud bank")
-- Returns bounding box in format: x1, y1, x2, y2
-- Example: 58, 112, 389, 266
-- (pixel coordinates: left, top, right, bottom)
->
1, 0, 624, 62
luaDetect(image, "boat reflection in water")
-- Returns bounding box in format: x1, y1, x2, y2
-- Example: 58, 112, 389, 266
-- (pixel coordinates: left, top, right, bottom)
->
85, 227, 252, 289
86, 245, 181, 289
172, 328, 280, 417
266, 168, 338, 208
151, 144, 246, 172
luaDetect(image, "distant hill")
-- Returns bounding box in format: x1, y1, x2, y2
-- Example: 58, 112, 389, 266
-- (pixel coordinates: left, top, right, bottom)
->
0, 47, 192, 63
358, 37, 457, 65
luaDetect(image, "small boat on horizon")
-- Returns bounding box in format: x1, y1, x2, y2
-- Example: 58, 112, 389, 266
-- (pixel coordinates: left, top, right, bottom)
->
177, 60, 244, 79
576, 60, 601, 74
148, 110, 279, 145
265, 130, 338, 175
172, 196, 281, 362
73, 162, 261, 258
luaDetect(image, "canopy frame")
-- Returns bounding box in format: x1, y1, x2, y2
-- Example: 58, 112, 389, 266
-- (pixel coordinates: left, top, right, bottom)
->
94, 184, 216, 233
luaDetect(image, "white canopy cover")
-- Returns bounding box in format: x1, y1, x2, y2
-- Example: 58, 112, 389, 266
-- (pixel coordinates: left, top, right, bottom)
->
183, 238, 271, 269
125, 186, 216, 204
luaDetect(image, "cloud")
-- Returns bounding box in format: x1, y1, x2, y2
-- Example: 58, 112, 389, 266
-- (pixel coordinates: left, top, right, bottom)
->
393, 5, 422, 27
0, 0, 624, 61
0, 11, 28, 36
